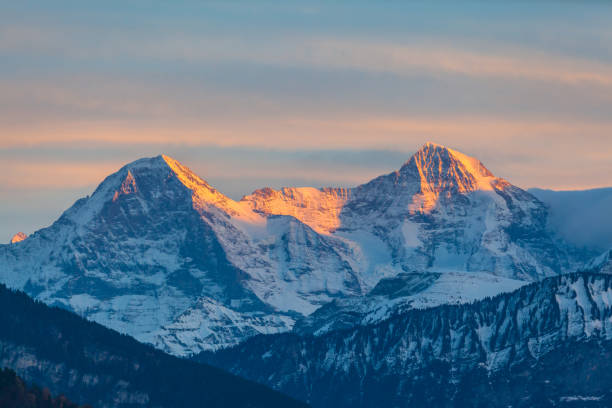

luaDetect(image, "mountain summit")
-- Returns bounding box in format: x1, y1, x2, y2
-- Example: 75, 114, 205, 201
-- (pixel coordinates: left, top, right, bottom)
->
404, 142, 497, 193
0, 145, 570, 356
10, 232, 27, 244
64, 154, 247, 227
345, 142, 509, 216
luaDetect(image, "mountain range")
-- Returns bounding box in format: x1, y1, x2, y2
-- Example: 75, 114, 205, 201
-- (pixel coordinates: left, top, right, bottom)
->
1, 141, 611, 407
0, 142, 605, 358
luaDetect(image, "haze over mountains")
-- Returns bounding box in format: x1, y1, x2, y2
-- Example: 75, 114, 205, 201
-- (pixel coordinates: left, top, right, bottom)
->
1, 142, 608, 359
530, 187, 612, 254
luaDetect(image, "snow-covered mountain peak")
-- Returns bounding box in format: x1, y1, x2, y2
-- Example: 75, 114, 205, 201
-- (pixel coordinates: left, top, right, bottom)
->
114, 154, 216, 194
10, 232, 27, 244
62, 154, 251, 227
404, 142, 496, 191
390, 143, 502, 214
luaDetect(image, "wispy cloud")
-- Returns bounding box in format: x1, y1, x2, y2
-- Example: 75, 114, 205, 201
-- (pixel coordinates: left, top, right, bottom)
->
0, 160, 122, 189
3, 113, 612, 152
303, 38, 612, 85
3, 22, 612, 86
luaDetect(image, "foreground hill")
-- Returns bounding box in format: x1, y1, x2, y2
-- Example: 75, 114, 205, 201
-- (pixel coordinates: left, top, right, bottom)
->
0, 284, 307, 408
0, 143, 575, 355
200, 273, 612, 408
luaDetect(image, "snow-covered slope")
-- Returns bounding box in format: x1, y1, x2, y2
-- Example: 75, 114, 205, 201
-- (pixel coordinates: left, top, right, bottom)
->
243, 187, 350, 234
295, 271, 526, 336
0, 143, 572, 355
201, 273, 612, 407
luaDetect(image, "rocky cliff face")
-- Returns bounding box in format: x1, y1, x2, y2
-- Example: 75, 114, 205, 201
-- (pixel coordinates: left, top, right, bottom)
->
0, 144, 576, 355
200, 273, 612, 408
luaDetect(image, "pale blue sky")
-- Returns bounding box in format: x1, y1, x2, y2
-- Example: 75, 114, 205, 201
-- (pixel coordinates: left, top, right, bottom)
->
1, 1, 612, 242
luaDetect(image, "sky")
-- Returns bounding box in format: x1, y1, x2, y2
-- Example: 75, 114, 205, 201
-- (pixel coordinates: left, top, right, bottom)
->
1, 1, 612, 242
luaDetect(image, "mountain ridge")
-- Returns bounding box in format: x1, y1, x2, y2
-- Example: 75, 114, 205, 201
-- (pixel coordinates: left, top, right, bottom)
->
0, 142, 586, 355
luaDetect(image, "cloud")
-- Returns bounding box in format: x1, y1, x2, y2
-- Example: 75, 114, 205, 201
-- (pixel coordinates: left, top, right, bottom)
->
3, 20, 612, 86
288, 38, 612, 86
1, 135, 611, 193
0, 159, 122, 189
3, 112, 612, 153
109, 36, 612, 86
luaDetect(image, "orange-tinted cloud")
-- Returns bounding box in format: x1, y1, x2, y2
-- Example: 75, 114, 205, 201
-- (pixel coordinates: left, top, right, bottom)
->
3, 114, 612, 152
0, 160, 123, 189
300, 38, 612, 85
